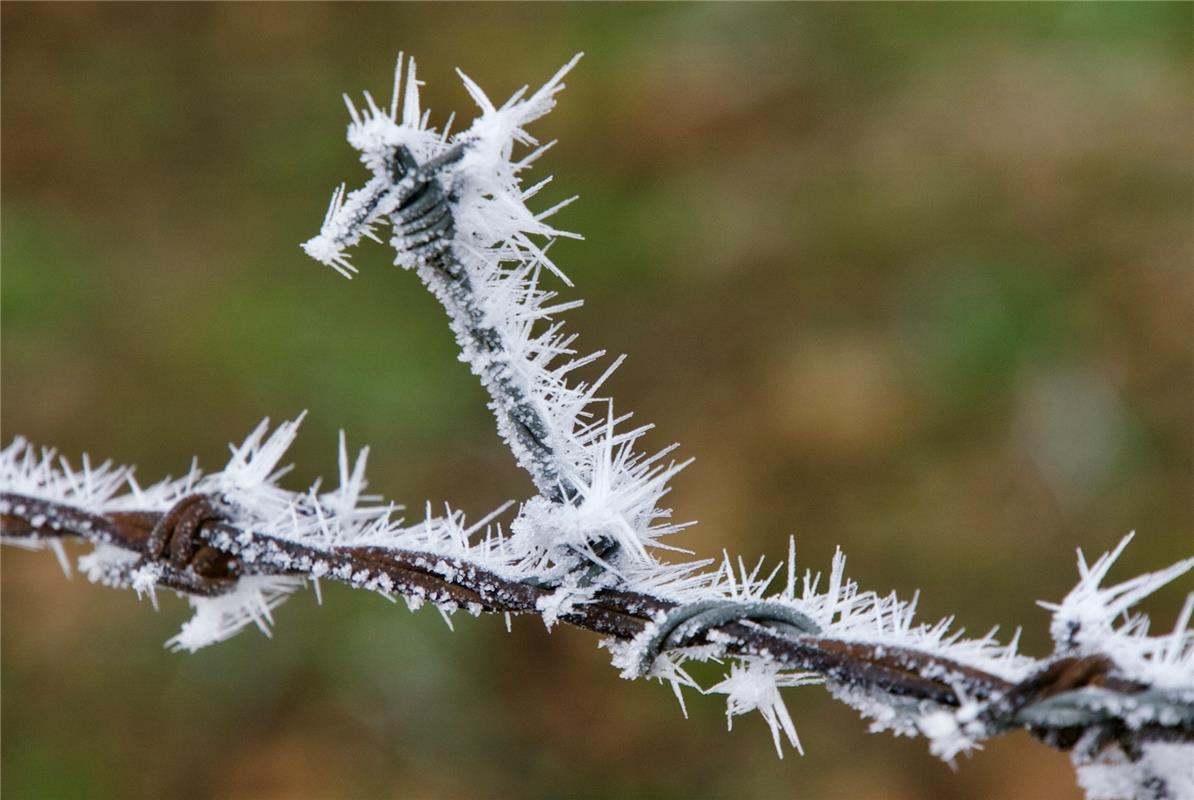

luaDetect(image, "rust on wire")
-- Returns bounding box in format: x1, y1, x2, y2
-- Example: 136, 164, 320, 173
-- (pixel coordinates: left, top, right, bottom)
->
5, 489, 1190, 753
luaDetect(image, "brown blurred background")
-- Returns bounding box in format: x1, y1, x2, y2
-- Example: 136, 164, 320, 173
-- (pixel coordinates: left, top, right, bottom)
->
3, 4, 1191, 799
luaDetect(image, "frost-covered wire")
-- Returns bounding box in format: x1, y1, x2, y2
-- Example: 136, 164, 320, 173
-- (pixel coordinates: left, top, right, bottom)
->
302, 54, 696, 581
4, 54, 1193, 799
2, 428, 1191, 793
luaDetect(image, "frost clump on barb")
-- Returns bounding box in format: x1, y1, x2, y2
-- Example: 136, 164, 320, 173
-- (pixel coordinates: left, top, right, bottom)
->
1043, 533, 1194, 690
1038, 535, 1194, 800
303, 52, 580, 280
911, 535, 1194, 780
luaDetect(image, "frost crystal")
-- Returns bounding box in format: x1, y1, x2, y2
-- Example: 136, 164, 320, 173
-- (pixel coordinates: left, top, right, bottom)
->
1042, 533, 1194, 691
1074, 742, 1194, 800
707, 659, 821, 758
916, 695, 986, 764
3, 53, 1192, 794
167, 575, 301, 652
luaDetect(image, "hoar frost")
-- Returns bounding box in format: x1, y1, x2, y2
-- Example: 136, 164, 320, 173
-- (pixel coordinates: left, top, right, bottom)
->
2, 53, 1191, 797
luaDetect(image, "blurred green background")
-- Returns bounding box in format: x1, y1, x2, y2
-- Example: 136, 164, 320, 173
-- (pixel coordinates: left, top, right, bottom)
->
3, 4, 1191, 799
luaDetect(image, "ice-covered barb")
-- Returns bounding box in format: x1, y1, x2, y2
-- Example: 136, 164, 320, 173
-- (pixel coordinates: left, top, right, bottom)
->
1043, 533, 1194, 690
302, 53, 580, 279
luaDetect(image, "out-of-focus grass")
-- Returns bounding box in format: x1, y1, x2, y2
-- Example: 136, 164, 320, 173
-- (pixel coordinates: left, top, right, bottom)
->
3, 4, 1191, 799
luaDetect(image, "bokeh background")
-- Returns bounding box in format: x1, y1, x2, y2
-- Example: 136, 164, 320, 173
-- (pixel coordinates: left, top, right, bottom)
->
3, 4, 1191, 799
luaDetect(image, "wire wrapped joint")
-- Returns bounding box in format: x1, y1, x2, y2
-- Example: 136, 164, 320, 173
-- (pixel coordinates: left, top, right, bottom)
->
633, 599, 823, 679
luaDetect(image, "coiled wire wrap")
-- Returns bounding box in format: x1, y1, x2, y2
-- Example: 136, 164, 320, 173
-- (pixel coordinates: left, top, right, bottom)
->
634, 598, 823, 678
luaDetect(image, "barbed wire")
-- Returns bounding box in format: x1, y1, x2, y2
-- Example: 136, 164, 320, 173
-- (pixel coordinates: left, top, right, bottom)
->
5, 56, 1192, 798
5, 489, 1191, 759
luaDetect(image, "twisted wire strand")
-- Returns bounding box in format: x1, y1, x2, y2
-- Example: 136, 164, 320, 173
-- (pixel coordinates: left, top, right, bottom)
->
363, 146, 615, 577
1013, 687, 1194, 731
388, 144, 580, 507
634, 599, 823, 678
3, 490, 1190, 754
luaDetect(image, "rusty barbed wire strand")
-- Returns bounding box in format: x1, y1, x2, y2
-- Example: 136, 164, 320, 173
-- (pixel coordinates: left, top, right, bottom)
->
4, 490, 1190, 756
